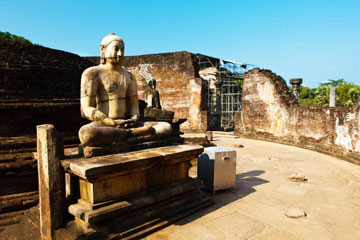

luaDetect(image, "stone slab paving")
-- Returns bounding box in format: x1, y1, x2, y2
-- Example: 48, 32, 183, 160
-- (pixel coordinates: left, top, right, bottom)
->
1, 132, 360, 239
146, 132, 360, 240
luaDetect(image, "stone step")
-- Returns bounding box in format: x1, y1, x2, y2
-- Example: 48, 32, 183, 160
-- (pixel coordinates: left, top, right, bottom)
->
107, 191, 213, 240
69, 178, 202, 223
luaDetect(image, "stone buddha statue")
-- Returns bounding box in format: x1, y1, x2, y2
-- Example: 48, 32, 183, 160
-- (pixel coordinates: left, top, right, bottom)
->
143, 79, 162, 109
142, 78, 175, 122
79, 33, 172, 147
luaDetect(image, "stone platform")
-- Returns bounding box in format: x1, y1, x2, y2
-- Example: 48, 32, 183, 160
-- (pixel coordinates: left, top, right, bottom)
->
60, 144, 212, 238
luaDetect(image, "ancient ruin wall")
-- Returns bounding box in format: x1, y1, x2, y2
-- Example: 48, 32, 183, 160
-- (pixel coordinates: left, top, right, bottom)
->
235, 68, 360, 165
124, 52, 205, 132
0, 41, 94, 137
0, 41, 95, 205
0, 40, 94, 100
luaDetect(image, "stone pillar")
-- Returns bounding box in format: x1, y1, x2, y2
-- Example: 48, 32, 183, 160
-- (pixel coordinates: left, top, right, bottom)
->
289, 78, 303, 100
329, 87, 336, 107
37, 124, 65, 240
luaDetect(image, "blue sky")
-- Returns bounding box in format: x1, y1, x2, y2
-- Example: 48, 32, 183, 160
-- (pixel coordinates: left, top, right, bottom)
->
0, 0, 359, 88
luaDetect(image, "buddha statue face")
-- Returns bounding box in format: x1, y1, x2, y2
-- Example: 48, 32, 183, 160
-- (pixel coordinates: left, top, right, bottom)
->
148, 79, 156, 89
100, 33, 125, 64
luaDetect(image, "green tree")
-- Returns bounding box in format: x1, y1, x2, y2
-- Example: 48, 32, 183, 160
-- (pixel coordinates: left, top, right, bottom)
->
336, 82, 360, 106
299, 86, 316, 106
313, 83, 332, 106
0, 31, 33, 45
298, 79, 360, 107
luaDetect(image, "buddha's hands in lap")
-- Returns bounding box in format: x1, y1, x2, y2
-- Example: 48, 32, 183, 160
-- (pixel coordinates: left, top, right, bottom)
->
101, 117, 118, 127
101, 115, 139, 127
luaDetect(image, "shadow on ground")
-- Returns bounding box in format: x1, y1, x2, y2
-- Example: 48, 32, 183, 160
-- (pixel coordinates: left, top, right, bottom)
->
175, 170, 269, 225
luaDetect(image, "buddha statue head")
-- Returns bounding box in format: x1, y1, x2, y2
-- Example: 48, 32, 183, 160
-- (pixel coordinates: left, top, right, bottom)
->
100, 33, 125, 64
148, 79, 157, 89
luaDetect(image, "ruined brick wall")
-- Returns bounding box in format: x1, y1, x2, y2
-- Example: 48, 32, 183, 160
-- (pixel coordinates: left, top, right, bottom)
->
124, 52, 205, 132
0, 41, 93, 138
235, 68, 360, 164
0, 40, 93, 100
0, 41, 95, 203
0, 101, 88, 137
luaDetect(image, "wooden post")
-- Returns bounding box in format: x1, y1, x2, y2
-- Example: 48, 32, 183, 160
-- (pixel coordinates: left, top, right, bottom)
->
37, 124, 65, 240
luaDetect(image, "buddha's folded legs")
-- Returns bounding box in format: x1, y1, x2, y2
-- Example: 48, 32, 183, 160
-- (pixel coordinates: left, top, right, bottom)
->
79, 122, 129, 146
79, 121, 173, 147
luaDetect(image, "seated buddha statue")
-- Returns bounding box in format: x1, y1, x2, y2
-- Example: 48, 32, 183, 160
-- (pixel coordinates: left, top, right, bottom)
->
142, 78, 175, 121
143, 79, 162, 109
78, 33, 172, 147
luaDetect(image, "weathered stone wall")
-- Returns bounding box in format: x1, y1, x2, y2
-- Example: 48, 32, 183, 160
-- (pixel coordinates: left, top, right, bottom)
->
235, 68, 360, 164
0, 41, 93, 203
0, 40, 94, 100
87, 52, 206, 132
0, 40, 93, 138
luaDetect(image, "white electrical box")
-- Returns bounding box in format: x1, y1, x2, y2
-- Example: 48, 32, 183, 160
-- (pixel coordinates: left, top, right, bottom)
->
197, 147, 236, 194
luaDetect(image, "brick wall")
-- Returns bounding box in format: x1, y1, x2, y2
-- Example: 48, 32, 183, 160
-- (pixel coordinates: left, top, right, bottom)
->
0, 41, 95, 201
0, 41, 93, 142
0, 40, 94, 100
234, 68, 360, 165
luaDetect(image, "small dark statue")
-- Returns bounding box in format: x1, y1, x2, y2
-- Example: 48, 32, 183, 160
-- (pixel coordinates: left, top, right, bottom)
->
143, 79, 174, 121
143, 79, 162, 109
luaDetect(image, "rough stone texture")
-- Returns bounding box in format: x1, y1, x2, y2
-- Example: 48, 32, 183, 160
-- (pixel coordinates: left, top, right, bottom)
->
0, 40, 92, 140
36, 124, 65, 239
284, 208, 307, 219
234, 68, 360, 165
0, 40, 93, 100
125, 52, 205, 132
0, 101, 89, 138
289, 174, 307, 182
63, 144, 207, 237
65, 144, 203, 180
0, 41, 92, 204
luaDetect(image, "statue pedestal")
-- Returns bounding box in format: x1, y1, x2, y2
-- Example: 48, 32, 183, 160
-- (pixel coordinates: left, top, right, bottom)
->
61, 144, 212, 238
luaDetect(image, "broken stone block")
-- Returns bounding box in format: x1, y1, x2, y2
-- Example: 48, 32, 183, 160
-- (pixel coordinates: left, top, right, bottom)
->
289, 174, 308, 182
285, 208, 307, 219
234, 144, 244, 148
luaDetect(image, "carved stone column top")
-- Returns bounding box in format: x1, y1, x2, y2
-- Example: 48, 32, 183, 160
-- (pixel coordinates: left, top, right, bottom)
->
289, 78, 303, 101
289, 78, 303, 86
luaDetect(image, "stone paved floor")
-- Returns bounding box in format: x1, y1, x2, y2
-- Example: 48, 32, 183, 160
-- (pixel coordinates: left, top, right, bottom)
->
146, 132, 360, 240
1, 132, 360, 239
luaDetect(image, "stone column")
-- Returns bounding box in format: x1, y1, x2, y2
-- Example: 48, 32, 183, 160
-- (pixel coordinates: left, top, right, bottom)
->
37, 124, 65, 240
329, 87, 336, 107
289, 78, 303, 100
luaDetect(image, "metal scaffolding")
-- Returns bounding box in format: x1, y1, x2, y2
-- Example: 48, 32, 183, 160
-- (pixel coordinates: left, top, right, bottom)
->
196, 54, 252, 131
219, 74, 243, 130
